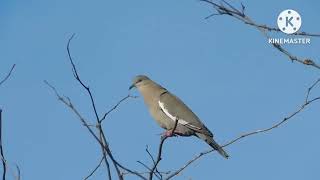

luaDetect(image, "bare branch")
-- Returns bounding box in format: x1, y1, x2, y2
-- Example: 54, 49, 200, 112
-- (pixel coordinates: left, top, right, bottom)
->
137, 161, 161, 180
137, 161, 152, 172
0, 111, 21, 180
242, 22, 320, 37
0, 109, 7, 180
149, 119, 179, 180
14, 165, 20, 180
223, 101, 319, 147
45, 80, 114, 178
0, 64, 16, 86
100, 94, 138, 123
145, 146, 156, 167
165, 77, 320, 179
44, 81, 103, 150
306, 78, 320, 103
66, 34, 148, 179
0, 65, 20, 180
202, 0, 320, 36
45, 80, 147, 180
145, 146, 162, 179
84, 156, 105, 180
98, 128, 116, 180
99, 132, 112, 180
84, 125, 112, 180
200, 0, 320, 69
67, 34, 125, 180
122, 171, 170, 178
47, 35, 149, 179
67, 34, 100, 122
165, 150, 209, 180
204, 13, 223, 19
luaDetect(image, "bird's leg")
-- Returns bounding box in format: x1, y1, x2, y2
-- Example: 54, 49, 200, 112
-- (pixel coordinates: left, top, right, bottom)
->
161, 130, 178, 138
161, 118, 180, 138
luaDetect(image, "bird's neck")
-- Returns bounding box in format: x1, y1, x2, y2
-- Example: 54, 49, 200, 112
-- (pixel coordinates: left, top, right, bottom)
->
139, 83, 167, 106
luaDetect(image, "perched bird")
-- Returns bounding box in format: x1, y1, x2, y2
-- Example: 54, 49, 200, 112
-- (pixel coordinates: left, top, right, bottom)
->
129, 75, 229, 159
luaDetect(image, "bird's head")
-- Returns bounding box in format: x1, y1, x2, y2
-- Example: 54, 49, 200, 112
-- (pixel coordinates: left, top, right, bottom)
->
129, 75, 151, 90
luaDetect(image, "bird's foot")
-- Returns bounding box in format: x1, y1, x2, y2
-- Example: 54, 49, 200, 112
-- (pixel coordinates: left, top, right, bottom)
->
161, 130, 177, 138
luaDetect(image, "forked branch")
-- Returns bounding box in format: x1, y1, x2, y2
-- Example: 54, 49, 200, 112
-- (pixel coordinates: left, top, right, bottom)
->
46, 34, 146, 180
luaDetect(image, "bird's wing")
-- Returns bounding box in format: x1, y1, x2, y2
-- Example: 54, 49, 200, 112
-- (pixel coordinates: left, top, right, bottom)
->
158, 92, 213, 137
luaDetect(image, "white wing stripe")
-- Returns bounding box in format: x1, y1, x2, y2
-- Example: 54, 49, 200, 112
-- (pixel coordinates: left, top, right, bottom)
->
158, 101, 200, 130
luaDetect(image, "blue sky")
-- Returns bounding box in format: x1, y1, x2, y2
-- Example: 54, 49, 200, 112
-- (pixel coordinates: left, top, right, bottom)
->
1, 0, 320, 179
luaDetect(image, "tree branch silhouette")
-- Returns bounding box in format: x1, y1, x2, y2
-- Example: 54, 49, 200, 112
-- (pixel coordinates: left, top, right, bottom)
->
0, 110, 6, 180
45, 34, 146, 180
84, 156, 105, 180
200, 0, 320, 70
0, 64, 15, 87
45, 80, 146, 180
1, 64, 20, 180
149, 120, 179, 180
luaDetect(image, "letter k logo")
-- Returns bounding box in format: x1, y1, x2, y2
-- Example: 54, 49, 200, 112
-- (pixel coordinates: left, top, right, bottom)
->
286, 16, 293, 27
277, 9, 302, 34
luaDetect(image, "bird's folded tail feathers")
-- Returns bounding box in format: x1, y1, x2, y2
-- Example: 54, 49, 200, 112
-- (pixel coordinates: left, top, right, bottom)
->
196, 133, 229, 159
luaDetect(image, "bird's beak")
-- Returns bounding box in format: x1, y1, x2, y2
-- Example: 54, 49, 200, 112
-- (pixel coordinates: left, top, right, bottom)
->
129, 84, 135, 90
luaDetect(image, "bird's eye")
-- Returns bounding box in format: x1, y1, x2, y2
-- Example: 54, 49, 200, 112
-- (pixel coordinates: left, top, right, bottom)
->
137, 79, 143, 83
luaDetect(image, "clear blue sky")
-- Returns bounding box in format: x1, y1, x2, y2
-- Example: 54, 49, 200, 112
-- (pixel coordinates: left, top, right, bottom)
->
1, 0, 320, 179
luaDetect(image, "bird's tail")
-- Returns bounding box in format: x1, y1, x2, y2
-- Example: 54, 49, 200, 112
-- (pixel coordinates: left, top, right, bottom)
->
196, 133, 229, 159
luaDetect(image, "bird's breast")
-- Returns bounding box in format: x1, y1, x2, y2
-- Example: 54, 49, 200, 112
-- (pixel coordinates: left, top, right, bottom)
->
148, 103, 174, 130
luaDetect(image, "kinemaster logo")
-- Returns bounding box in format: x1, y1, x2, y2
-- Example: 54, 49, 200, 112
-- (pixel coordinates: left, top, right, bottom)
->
268, 9, 311, 44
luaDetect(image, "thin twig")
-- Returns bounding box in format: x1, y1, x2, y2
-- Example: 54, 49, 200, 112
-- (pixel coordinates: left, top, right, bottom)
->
201, 0, 320, 37
145, 146, 162, 179
223, 99, 320, 147
47, 35, 148, 179
137, 161, 161, 180
66, 34, 147, 179
67, 34, 100, 122
67, 34, 123, 180
0, 112, 20, 180
100, 94, 138, 123
0, 110, 6, 180
243, 22, 320, 37
200, 0, 320, 70
149, 119, 179, 180
137, 161, 152, 172
99, 131, 112, 180
45, 80, 111, 178
0, 64, 16, 86
0, 86, 20, 180
99, 127, 124, 180
44, 81, 105, 151
14, 165, 20, 180
45, 80, 147, 180
0, 64, 15, 179
95, 124, 112, 180
84, 156, 105, 180
306, 78, 320, 103
122, 171, 170, 177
